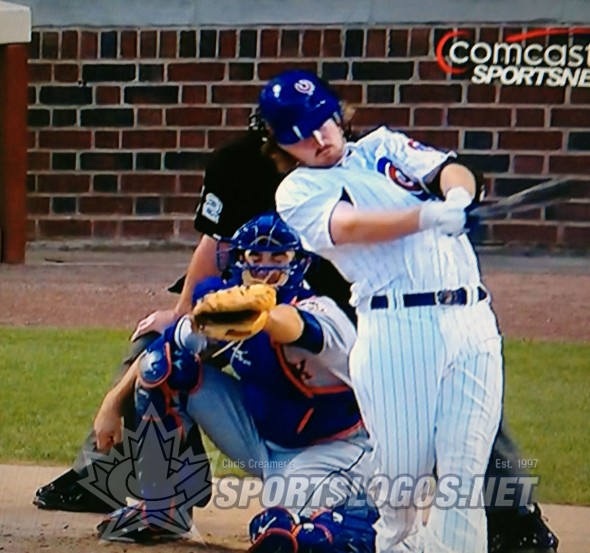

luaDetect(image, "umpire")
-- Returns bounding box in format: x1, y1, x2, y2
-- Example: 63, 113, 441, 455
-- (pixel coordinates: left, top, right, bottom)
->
34, 116, 558, 553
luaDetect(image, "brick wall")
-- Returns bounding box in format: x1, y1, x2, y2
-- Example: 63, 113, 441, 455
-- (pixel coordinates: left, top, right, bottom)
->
26, 26, 590, 248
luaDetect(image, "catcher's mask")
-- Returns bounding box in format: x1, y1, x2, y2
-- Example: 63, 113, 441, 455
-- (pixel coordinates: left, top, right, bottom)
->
222, 213, 312, 290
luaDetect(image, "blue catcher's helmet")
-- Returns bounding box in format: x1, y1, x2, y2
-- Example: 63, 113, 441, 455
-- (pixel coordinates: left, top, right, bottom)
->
258, 70, 342, 145
226, 212, 312, 291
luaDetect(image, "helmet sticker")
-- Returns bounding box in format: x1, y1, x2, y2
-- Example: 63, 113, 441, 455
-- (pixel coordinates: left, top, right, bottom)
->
294, 79, 316, 95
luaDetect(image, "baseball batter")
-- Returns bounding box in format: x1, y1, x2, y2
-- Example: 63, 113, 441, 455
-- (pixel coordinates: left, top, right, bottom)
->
94, 213, 379, 552
261, 70, 504, 553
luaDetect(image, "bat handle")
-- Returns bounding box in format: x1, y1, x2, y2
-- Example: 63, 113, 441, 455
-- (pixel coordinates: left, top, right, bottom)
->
465, 205, 481, 234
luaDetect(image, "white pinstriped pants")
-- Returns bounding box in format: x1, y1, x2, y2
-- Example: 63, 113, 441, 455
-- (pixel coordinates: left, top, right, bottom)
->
350, 299, 503, 553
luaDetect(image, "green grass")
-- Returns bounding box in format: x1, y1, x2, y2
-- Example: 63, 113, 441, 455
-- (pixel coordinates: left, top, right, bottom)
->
0, 329, 588, 504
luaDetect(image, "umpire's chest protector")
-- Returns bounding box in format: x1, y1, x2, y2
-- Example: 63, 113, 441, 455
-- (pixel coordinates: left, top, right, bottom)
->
230, 333, 362, 449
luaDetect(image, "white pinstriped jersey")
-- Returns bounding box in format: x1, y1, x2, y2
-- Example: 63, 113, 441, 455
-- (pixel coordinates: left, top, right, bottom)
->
276, 126, 483, 306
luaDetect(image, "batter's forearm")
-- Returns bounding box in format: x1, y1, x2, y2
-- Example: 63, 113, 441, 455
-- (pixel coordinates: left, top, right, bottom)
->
330, 201, 422, 245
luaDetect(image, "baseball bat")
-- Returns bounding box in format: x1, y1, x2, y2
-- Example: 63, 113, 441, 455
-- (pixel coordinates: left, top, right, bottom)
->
468, 176, 577, 220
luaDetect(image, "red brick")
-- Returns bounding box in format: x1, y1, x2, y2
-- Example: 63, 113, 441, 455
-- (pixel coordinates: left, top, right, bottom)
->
410, 28, 430, 56
331, 84, 363, 104
41, 32, 59, 59
92, 220, 120, 238
408, 130, 459, 150
388, 30, 408, 57
27, 219, 37, 240
563, 225, 590, 248
551, 108, 590, 127
182, 85, 207, 104
211, 85, 261, 104
168, 62, 225, 81
95, 131, 120, 149
29, 152, 51, 170
121, 174, 176, 194
302, 30, 321, 57
121, 31, 138, 58
179, 174, 204, 194
81, 32, 98, 59
122, 130, 177, 149
140, 30, 157, 58
479, 27, 500, 43
122, 219, 174, 238
352, 107, 410, 128
515, 109, 545, 127
570, 89, 590, 105
499, 87, 565, 105
492, 222, 557, 245
448, 108, 511, 127
208, 129, 248, 149
96, 86, 121, 104
39, 219, 92, 238
178, 219, 197, 236
27, 196, 50, 215
418, 61, 446, 81
37, 174, 90, 193
414, 108, 444, 126
137, 108, 163, 126
180, 130, 206, 148
28, 130, 36, 149
467, 85, 496, 103
159, 31, 177, 58
513, 155, 545, 174
166, 107, 222, 126
219, 30, 237, 58
280, 30, 300, 57
61, 30, 79, 59
260, 29, 279, 57
257, 61, 317, 81
54, 64, 79, 83
322, 29, 342, 57
163, 195, 197, 214
39, 131, 92, 149
549, 155, 590, 174
225, 107, 251, 127
79, 196, 133, 214
499, 131, 562, 150
568, 180, 590, 198
366, 29, 386, 57
29, 63, 52, 83
400, 84, 462, 103
546, 201, 590, 221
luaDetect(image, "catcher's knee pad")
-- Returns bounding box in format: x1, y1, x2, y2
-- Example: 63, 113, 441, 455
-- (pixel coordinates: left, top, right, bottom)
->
293, 522, 333, 553
309, 504, 378, 553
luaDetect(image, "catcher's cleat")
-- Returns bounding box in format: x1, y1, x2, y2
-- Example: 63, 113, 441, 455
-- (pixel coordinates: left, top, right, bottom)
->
33, 468, 112, 514
97, 504, 191, 544
488, 504, 559, 553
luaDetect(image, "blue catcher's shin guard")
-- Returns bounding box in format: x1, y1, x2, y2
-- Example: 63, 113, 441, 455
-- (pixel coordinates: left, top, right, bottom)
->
248, 507, 298, 553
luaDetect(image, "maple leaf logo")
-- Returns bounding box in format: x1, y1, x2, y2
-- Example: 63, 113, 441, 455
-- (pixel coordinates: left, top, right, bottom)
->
79, 404, 216, 542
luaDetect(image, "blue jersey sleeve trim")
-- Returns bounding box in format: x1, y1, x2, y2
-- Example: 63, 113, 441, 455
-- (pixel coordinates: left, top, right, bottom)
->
291, 310, 324, 354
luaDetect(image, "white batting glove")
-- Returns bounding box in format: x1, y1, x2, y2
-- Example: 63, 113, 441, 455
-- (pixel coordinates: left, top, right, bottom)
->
418, 201, 467, 237
444, 186, 473, 208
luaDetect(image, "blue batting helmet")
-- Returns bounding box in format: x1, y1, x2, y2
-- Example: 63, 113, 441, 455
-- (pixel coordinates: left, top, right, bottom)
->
226, 212, 311, 290
258, 70, 342, 145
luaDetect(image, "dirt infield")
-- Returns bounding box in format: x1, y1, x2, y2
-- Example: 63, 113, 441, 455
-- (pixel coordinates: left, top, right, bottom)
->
1, 246, 589, 552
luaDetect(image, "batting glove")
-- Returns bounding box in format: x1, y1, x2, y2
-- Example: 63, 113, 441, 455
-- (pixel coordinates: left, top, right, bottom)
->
418, 201, 467, 237
444, 186, 473, 208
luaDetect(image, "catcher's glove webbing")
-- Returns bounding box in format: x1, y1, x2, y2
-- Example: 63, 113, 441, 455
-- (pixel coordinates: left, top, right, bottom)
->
191, 283, 277, 341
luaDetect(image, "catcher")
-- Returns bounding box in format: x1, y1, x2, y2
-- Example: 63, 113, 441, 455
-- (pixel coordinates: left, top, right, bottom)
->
93, 213, 380, 552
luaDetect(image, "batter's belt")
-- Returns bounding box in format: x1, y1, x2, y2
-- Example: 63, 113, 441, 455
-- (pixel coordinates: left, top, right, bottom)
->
369, 285, 488, 310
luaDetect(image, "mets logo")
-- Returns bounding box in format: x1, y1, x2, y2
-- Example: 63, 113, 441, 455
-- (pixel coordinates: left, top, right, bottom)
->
294, 79, 315, 95
376, 157, 428, 199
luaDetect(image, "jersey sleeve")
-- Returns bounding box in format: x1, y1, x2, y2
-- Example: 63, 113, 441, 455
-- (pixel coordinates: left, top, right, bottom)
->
295, 296, 356, 386
374, 126, 456, 185
275, 170, 343, 254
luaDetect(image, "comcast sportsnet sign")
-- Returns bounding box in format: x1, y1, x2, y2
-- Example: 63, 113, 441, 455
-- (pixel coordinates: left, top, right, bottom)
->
436, 28, 590, 87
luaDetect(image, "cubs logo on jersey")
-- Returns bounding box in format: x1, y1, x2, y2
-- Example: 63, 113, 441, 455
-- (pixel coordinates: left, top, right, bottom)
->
376, 157, 430, 201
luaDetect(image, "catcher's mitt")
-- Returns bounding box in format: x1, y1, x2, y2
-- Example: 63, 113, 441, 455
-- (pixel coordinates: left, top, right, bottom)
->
191, 283, 277, 341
